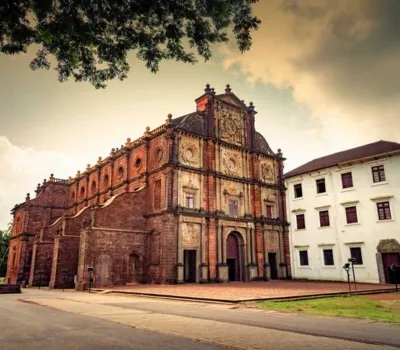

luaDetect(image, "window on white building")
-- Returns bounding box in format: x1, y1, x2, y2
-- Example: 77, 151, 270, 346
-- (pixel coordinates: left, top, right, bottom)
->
319, 210, 330, 227
299, 250, 309, 266
372, 165, 385, 183
266, 205, 273, 218
350, 247, 363, 265
294, 184, 303, 198
345, 206, 358, 224
296, 214, 305, 229
316, 178, 326, 194
341, 172, 353, 189
323, 249, 334, 266
377, 201, 391, 220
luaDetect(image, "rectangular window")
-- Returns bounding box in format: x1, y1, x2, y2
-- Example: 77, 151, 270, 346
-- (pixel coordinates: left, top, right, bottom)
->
266, 205, 273, 218
341, 172, 353, 189
294, 184, 303, 198
372, 165, 385, 183
153, 179, 162, 210
350, 247, 363, 265
299, 251, 309, 266
323, 249, 334, 266
319, 210, 330, 227
185, 193, 195, 208
316, 179, 326, 194
229, 199, 238, 218
296, 214, 305, 229
345, 206, 358, 224
377, 201, 391, 220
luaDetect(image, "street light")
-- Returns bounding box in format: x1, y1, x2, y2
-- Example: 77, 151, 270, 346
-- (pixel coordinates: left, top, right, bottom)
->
61, 268, 68, 291
348, 258, 357, 295
342, 263, 351, 296
88, 266, 95, 293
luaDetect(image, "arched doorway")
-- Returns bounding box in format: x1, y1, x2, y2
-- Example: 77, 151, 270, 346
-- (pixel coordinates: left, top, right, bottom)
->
128, 253, 142, 284
226, 232, 244, 281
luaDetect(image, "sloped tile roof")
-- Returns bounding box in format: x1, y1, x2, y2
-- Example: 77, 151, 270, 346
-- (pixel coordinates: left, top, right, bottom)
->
284, 140, 400, 178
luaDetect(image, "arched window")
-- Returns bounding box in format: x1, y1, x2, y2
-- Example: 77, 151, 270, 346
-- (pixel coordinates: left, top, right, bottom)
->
135, 158, 142, 168
118, 166, 124, 177
80, 187, 85, 198
104, 174, 109, 186
91, 181, 97, 193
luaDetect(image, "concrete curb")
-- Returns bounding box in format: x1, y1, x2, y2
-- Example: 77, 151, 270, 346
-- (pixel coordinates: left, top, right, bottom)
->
91, 287, 396, 304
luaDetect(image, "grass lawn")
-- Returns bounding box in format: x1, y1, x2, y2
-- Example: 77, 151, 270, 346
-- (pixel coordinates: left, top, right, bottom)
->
258, 294, 400, 323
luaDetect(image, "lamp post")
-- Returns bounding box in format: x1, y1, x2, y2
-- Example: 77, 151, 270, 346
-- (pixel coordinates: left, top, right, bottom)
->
343, 263, 351, 296
348, 258, 357, 295
61, 268, 68, 291
88, 266, 94, 293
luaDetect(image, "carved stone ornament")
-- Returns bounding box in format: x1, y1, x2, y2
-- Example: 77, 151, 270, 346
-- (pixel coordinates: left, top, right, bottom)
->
222, 151, 241, 176
261, 163, 274, 182
181, 141, 199, 165
219, 108, 243, 146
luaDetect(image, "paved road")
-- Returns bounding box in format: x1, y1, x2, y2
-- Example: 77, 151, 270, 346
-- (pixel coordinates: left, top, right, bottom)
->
2, 289, 400, 350
0, 292, 223, 350
104, 297, 400, 347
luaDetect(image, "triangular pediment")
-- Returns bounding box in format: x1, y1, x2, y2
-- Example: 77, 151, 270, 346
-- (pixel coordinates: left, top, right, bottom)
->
216, 93, 247, 109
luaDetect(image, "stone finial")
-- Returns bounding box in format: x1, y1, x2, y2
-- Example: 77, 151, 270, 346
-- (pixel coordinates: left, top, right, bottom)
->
35, 183, 41, 194
211, 88, 215, 96
248, 101, 255, 112
125, 138, 131, 147
97, 156, 103, 163
166, 113, 173, 125
49, 173, 55, 182
76, 170, 81, 177
86, 164, 91, 171
42, 178, 47, 186
225, 84, 232, 93
277, 148, 283, 158
26, 193, 30, 201
111, 148, 116, 154
144, 126, 151, 136
204, 84, 212, 94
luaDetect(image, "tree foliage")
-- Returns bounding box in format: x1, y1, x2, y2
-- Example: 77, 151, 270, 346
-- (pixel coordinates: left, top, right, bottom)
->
0, 0, 261, 88
0, 223, 12, 277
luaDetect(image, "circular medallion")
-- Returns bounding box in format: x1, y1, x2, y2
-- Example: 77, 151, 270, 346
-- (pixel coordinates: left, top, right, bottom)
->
185, 148, 194, 160
227, 158, 236, 170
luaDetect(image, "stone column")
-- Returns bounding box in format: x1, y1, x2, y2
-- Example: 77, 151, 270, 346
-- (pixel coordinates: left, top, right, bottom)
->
217, 225, 228, 282
199, 221, 208, 283
263, 228, 271, 280
247, 226, 258, 281
176, 219, 184, 283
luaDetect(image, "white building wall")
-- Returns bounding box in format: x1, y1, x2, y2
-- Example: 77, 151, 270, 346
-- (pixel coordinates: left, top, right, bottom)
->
286, 153, 400, 284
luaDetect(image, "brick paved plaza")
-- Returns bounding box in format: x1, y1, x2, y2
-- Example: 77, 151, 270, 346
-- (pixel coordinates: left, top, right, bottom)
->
101, 280, 394, 301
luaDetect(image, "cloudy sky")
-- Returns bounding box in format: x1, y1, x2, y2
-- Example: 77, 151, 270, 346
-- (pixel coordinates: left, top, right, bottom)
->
1, 0, 399, 228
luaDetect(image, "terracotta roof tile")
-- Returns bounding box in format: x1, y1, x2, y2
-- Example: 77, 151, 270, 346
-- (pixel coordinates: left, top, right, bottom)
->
284, 140, 400, 178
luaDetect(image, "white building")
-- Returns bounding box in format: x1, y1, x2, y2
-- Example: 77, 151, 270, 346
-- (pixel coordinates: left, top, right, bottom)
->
285, 141, 400, 284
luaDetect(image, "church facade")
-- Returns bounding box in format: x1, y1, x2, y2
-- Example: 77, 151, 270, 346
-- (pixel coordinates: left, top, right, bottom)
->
6, 85, 290, 289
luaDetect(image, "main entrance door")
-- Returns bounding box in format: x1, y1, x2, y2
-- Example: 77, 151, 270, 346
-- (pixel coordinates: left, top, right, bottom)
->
382, 253, 400, 283
268, 253, 278, 280
226, 233, 243, 281
184, 250, 196, 283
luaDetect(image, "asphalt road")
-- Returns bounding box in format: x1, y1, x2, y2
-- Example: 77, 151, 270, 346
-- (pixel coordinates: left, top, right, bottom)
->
1, 289, 400, 350
0, 293, 223, 350
104, 297, 400, 347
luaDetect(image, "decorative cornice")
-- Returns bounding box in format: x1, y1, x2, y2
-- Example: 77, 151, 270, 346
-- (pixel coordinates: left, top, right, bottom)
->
294, 244, 309, 248
370, 195, 393, 201
344, 241, 364, 245
292, 208, 306, 213
340, 200, 359, 205
314, 205, 331, 210
317, 243, 335, 247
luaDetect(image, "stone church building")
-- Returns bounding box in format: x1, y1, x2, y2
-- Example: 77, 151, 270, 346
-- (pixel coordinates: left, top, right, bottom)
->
6, 85, 290, 289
